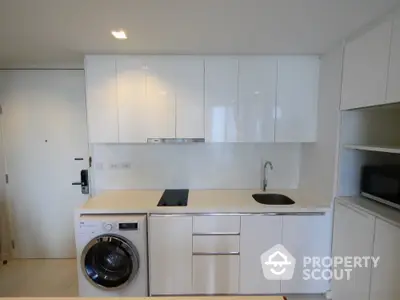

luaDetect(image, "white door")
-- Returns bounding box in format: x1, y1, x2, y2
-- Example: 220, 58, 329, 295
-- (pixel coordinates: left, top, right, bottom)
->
275, 56, 319, 142
281, 214, 331, 294
238, 57, 277, 142
175, 58, 205, 139
239, 215, 282, 294
205, 57, 239, 142
387, 11, 400, 105
341, 20, 392, 110
0, 70, 89, 258
332, 203, 375, 300
149, 216, 193, 295
370, 219, 400, 300
85, 55, 118, 143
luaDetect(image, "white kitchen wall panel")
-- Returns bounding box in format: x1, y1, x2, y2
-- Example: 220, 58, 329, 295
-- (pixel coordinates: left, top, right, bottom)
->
205, 57, 239, 142
85, 56, 119, 143
275, 56, 319, 142
341, 19, 392, 110
238, 57, 277, 142
91, 143, 301, 193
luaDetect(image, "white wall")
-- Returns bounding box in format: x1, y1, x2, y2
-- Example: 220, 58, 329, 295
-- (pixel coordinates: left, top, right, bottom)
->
91, 143, 301, 194
298, 45, 344, 205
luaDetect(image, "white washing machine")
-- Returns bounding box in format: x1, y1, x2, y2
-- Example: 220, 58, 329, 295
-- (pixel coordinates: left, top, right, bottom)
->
76, 214, 148, 297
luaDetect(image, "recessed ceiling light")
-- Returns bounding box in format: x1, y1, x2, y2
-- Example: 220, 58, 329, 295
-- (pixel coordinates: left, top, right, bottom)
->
111, 30, 127, 40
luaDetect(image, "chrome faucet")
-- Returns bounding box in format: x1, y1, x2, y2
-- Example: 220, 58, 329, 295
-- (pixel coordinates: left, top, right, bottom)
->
262, 161, 274, 191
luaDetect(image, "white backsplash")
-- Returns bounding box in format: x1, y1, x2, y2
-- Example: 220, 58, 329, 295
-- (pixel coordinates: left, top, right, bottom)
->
91, 143, 301, 194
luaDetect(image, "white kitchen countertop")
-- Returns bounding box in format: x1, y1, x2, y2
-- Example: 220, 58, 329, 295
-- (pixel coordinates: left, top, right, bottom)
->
78, 189, 331, 214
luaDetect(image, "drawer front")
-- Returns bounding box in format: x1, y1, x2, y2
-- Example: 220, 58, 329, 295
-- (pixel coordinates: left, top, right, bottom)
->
193, 255, 239, 294
193, 216, 240, 234
193, 235, 240, 253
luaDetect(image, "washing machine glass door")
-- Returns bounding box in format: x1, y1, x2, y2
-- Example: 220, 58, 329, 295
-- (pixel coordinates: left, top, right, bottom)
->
82, 234, 140, 290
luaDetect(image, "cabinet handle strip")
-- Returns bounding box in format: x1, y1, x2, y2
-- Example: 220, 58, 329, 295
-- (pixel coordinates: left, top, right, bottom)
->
192, 252, 240, 256
193, 232, 240, 236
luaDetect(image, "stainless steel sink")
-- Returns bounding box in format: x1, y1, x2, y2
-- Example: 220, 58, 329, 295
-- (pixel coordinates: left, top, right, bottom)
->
252, 193, 295, 205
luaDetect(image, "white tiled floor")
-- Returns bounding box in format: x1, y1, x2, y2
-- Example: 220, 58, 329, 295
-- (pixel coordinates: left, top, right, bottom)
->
0, 259, 325, 299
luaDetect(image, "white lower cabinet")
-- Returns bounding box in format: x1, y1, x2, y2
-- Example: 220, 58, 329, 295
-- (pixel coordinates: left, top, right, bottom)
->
239, 215, 282, 294
332, 203, 375, 300
370, 219, 400, 300
193, 255, 239, 294
281, 215, 331, 294
149, 216, 193, 295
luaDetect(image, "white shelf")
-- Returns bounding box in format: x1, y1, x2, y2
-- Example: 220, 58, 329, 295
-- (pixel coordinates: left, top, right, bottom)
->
344, 144, 400, 154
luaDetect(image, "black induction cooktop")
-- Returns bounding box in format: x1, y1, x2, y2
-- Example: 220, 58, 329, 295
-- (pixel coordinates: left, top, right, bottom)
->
157, 189, 189, 207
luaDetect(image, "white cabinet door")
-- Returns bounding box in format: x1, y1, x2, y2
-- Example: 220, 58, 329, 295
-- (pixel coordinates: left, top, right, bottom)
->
370, 219, 400, 300
239, 215, 282, 294
145, 58, 176, 139
341, 20, 392, 110
276, 56, 319, 142
117, 57, 147, 143
387, 12, 400, 105
332, 203, 375, 300
238, 57, 277, 142
85, 56, 119, 143
149, 216, 192, 295
281, 214, 331, 294
175, 58, 205, 138
205, 58, 239, 142
193, 255, 239, 294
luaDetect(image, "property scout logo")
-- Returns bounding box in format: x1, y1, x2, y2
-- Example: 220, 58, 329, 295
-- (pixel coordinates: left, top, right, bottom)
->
260, 244, 380, 281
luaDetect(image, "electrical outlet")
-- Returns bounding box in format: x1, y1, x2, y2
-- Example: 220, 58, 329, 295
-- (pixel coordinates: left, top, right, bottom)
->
109, 163, 119, 170
120, 163, 132, 170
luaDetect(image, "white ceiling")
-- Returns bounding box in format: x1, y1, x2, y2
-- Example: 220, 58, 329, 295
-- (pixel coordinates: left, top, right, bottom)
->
0, 0, 399, 67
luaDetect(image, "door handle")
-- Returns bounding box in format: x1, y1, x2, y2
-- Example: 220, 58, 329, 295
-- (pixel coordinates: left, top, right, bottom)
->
72, 169, 89, 194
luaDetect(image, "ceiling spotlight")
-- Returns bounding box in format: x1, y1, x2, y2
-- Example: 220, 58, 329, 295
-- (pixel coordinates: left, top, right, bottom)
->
111, 30, 127, 40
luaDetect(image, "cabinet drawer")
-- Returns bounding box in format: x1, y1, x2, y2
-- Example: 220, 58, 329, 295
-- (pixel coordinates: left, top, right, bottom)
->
193, 235, 239, 253
193, 255, 239, 294
193, 216, 240, 234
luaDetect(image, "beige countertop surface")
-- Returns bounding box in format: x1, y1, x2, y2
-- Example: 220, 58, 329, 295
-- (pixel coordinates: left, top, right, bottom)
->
78, 189, 331, 214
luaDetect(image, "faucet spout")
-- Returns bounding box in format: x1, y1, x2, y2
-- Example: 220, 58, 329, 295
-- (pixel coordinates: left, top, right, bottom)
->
262, 161, 274, 191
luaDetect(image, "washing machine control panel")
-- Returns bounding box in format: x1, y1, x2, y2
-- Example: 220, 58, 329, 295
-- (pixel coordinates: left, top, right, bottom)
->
103, 222, 113, 231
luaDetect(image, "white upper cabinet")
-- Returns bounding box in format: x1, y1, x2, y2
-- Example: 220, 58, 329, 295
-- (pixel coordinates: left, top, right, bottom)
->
117, 57, 147, 143
281, 214, 331, 294
86, 55, 319, 143
275, 56, 319, 142
387, 12, 400, 105
145, 58, 176, 139
117, 57, 203, 142
174, 58, 205, 138
205, 57, 239, 142
341, 20, 392, 110
85, 56, 119, 143
237, 57, 277, 142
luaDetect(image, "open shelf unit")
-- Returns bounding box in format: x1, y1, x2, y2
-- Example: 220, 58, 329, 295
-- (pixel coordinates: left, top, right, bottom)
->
337, 108, 400, 197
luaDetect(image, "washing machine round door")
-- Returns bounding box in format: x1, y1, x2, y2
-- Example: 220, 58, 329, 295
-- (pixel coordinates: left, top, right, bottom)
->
82, 234, 140, 290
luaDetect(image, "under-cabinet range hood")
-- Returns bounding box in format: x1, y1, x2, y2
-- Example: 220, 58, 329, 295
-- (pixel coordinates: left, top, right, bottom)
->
147, 138, 205, 144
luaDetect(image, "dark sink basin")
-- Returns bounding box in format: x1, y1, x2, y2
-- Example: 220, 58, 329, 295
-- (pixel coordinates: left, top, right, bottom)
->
252, 193, 295, 205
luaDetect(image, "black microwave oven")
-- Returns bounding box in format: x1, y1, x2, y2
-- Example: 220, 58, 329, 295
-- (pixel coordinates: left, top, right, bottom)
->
361, 165, 400, 210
